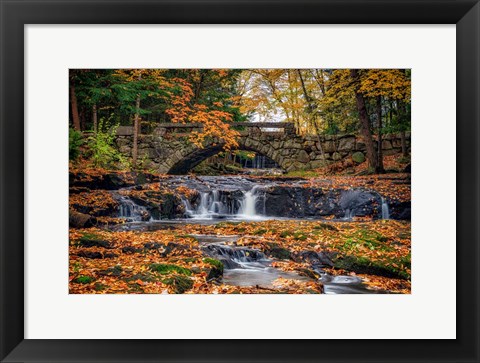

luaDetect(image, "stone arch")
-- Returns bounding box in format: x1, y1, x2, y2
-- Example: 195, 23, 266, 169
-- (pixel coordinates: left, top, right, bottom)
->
162, 136, 287, 175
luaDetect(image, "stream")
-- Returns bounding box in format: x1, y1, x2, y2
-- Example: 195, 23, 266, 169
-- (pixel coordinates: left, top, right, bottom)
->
107, 175, 403, 293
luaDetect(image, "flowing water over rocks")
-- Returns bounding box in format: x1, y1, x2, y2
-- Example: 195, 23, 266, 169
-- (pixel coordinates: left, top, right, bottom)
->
109, 175, 409, 222
71, 173, 409, 293
196, 234, 378, 293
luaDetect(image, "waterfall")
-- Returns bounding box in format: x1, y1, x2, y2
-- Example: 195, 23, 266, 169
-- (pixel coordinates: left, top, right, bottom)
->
115, 194, 151, 221
184, 189, 235, 219
184, 185, 266, 220
381, 197, 390, 219
238, 186, 265, 218
344, 209, 354, 220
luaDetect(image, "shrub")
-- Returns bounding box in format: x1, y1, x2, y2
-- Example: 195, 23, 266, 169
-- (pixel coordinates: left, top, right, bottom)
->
86, 117, 126, 168
69, 128, 84, 161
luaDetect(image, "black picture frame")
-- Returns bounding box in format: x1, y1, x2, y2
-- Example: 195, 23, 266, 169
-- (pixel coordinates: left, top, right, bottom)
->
1, 0, 479, 362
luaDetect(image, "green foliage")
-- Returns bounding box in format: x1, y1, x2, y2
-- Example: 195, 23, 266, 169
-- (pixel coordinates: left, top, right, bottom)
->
203, 258, 224, 272
234, 150, 255, 161
78, 233, 111, 248
69, 128, 83, 161
334, 254, 410, 280
253, 228, 268, 235
74, 275, 94, 284
279, 230, 293, 238
293, 231, 308, 241
86, 117, 126, 168
148, 263, 192, 276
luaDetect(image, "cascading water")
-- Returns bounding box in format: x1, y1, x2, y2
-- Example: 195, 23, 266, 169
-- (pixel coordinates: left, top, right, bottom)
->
381, 197, 390, 219
238, 185, 265, 218
115, 194, 151, 221
183, 184, 266, 220
183, 190, 234, 219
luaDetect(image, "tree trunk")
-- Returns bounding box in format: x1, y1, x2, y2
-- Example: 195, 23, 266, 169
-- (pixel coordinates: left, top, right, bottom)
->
376, 95, 385, 173
70, 85, 81, 131
132, 73, 142, 167
92, 104, 98, 133
400, 130, 408, 157
350, 69, 377, 172
133, 94, 141, 167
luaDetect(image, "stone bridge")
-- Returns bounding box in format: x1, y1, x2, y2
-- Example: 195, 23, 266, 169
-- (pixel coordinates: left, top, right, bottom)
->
115, 122, 410, 174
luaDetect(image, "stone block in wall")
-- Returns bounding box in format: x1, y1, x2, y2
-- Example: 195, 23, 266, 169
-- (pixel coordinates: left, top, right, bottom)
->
338, 137, 355, 151
383, 149, 400, 156
310, 160, 327, 169
119, 146, 132, 155
356, 141, 366, 151
392, 139, 402, 148
153, 127, 166, 137
382, 140, 393, 150
304, 141, 316, 147
297, 150, 310, 163
332, 152, 341, 161
116, 126, 134, 136
138, 148, 157, 159
271, 150, 279, 161
320, 141, 336, 153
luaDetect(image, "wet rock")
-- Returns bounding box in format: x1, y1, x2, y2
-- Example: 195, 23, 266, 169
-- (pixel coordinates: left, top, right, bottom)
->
69, 210, 97, 228
203, 258, 224, 281
122, 246, 142, 254
143, 242, 163, 250
266, 245, 291, 260
78, 234, 113, 249
339, 189, 379, 218
294, 250, 335, 268
77, 251, 103, 259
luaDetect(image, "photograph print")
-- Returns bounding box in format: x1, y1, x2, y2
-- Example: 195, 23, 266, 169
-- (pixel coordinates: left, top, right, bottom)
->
69, 69, 411, 294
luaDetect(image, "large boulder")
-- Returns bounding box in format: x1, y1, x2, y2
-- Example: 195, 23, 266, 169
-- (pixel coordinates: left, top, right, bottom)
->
338, 137, 355, 151
69, 210, 97, 228
296, 150, 310, 163
352, 152, 365, 164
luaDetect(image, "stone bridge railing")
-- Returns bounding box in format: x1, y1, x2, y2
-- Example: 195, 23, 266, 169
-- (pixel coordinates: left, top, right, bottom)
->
115, 123, 410, 174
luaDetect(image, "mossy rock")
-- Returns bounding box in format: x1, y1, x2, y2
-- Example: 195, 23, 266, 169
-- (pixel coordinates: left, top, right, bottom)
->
279, 230, 293, 238
78, 233, 112, 249
149, 263, 192, 276
313, 223, 338, 231
293, 231, 308, 241
267, 244, 291, 260
334, 255, 410, 280
203, 258, 224, 281
163, 275, 194, 294
253, 228, 268, 235
73, 275, 94, 284
126, 272, 157, 283
94, 282, 107, 291
98, 265, 123, 277
352, 152, 366, 164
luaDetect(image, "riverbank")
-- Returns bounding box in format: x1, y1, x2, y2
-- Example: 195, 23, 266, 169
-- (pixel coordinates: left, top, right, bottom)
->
69, 218, 410, 294
69, 168, 411, 294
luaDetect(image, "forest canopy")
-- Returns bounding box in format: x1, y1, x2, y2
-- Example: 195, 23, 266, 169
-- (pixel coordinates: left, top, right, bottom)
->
69, 68, 411, 173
